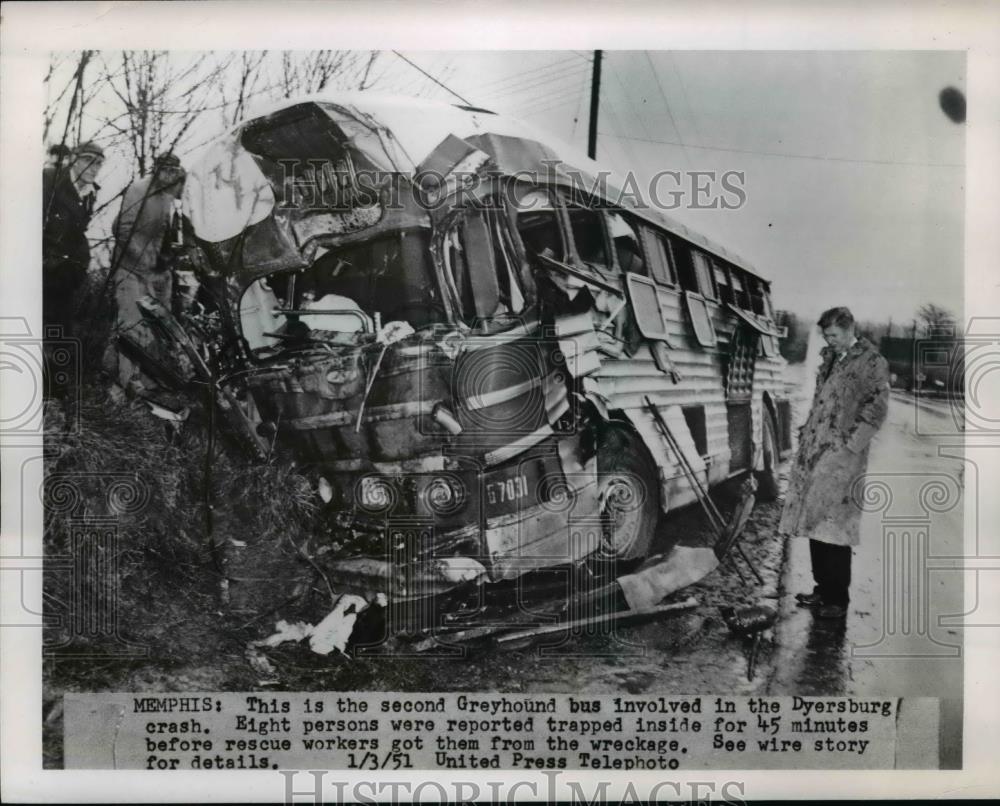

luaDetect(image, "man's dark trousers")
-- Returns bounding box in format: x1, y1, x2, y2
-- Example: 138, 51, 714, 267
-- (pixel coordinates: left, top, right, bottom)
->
809, 539, 852, 608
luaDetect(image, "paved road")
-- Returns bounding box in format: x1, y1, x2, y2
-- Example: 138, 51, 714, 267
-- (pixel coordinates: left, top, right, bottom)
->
767, 395, 965, 768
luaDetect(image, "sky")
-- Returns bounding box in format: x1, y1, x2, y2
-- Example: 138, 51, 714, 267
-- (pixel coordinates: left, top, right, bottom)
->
391, 50, 966, 327
56, 49, 966, 327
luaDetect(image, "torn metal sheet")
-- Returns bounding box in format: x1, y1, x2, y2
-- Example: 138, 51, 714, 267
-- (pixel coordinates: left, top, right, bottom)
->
616, 547, 720, 611
323, 555, 487, 599
164, 91, 793, 619
496, 596, 699, 646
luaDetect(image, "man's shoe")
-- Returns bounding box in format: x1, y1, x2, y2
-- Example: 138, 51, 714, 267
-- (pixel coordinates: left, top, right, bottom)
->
795, 591, 824, 607
816, 604, 848, 619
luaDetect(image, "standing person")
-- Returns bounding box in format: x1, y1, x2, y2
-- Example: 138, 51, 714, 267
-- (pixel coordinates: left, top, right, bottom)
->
109, 152, 186, 393
42, 140, 104, 398
778, 306, 890, 619
42, 140, 104, 338
45, 142, 72, 170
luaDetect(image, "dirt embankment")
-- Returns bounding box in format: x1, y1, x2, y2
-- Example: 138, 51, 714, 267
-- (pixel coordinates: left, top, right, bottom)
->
43, 388, 790, 767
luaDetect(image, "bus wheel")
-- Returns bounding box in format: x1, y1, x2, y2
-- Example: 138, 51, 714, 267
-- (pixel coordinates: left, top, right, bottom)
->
596, 426, 661, 562
755, 412, 781, 501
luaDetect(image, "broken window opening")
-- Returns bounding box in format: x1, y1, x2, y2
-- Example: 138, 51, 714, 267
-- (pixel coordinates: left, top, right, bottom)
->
566, 204, 610, 269
239, 229, 442, 355
607, 211, 646, 276
673, 239, 700, 293
746, 276, 768, 317
445, 205, 526, 327
714, 262, 735, 306
514, 189, 565, 267
682, 404, 708, 457
730, 269, 752, 311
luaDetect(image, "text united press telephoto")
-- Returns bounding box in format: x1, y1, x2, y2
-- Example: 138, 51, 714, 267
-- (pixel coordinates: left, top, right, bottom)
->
32, 47, 968, 785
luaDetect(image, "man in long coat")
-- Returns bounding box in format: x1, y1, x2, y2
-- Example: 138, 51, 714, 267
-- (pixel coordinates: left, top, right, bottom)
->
42, 140, 104, 338
43, 140, 104, 397
109, 152, 186, 392
779, 306, 890, 619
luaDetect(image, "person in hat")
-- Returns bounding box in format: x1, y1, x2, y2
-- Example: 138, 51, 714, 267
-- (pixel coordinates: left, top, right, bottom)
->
108, 152, 187, 394
42, 140, 105, 378
779, 306, 890, 619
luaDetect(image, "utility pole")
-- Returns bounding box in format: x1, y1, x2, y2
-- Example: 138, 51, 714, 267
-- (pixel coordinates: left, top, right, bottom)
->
588, 50, 603, 160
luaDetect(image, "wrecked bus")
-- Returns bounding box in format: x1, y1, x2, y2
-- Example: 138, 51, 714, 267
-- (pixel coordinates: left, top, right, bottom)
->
174, 93, 792, 607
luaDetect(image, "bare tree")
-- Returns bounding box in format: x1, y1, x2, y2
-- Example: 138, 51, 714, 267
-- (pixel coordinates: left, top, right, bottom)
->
230, 51, 269, 126
79, 51, 238, 178
358, 51, 380, 90
44, 51, 94, 153
278, 50, 361, 98
917, 302, 956, 336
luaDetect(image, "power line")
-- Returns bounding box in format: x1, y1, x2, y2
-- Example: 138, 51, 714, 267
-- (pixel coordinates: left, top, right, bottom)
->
605, 57, 653, 142
420, 58, 457, 100
666, 52, 705, 149
506, 78, 594, 117
598, 131, 964, 168
391, 51, 472, 106
644, 51, 690, 169
518, 96, 584, 119
517, 85, 591, 118
475, 56, 582, 94
481, 62, 592, 102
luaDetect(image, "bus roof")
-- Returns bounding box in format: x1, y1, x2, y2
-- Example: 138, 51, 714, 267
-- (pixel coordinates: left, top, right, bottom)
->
184, 91, 769, 283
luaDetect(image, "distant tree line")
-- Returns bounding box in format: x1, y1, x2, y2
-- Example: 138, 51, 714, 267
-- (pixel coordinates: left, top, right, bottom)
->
776, 304, 962, 398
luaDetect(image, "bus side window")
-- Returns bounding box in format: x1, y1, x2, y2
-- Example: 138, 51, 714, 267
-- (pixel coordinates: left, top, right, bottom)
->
731, 267, 750, 309
747, 275, 767, 316
714, 261, 734, 305
760, 282, 775, 319
690, 249, 718, 300
566, 204, 610, 268
607, 211, 645, 275
639, 226, 676, 286
673, 238, 700, 292
514, 188, 565, 265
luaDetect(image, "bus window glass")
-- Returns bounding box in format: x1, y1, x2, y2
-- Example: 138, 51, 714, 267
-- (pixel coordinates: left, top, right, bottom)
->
691, 250, 717, 299
567, 206, 609, 267
639, 226, 676, 286
607, 211, 645, 275
654, 234, 677, 285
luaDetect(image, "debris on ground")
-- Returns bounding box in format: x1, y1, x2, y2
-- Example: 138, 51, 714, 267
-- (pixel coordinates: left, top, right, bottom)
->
616, 547, 720, 610
309, 594, 370, 655
720, 603, 778, 682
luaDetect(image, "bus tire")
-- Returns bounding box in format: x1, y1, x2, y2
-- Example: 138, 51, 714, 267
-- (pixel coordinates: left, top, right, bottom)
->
755, 412, 781, 501
596, 425, 661, 562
